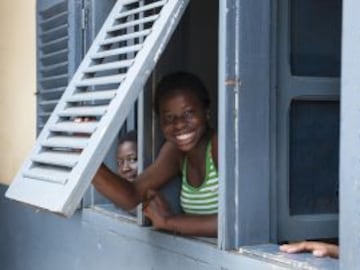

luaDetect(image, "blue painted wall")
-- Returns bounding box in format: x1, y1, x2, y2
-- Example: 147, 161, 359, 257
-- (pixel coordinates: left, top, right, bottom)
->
0, 185, 338, 270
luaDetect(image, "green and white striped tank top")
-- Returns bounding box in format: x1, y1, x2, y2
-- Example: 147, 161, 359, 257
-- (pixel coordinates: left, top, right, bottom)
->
180, 141, 218, 215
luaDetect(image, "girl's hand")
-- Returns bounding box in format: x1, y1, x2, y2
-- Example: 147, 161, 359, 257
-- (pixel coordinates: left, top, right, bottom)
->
280, 241, 339, 258
143, 190, 173, 230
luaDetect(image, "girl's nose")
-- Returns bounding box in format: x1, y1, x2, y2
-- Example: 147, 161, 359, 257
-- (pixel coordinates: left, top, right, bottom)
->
121, 161, 130, 171
173, 116, 186, 130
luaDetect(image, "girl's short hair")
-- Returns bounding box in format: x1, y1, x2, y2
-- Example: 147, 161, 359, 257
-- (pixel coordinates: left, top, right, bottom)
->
118, 130, 137, 145
154, 71, 210, 114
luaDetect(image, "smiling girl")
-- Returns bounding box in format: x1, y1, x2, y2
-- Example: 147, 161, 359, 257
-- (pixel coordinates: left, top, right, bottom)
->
93, 72, 218, 236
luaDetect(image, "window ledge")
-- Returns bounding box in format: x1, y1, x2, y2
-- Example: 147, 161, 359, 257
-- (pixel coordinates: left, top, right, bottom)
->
239, 244, 339, 270
81, 208, 338, 269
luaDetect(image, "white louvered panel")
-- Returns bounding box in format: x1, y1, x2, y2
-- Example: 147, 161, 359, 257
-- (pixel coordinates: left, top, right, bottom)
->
23, 167, 69, 185
42, 136, 89, 149
49, 121, 97, 134
66, 90, 117, 102
58, 105, 108, 117
31, 151, 80, 168
7, 0, 190, 216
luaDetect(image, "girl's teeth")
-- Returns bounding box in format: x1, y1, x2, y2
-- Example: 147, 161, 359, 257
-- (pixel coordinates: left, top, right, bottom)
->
177, 133, 192, 141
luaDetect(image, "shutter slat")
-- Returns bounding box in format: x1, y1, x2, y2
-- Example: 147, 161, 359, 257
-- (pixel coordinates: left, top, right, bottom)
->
39, 86, 65, 94
39, 100, 58, 107
40, 48, 68, 60
40, 11, 68, 26
40, 24, 68, 37
108, 14, 159, 32
100, 29, 151, 46
24, 167, 69, 185
42, 136, 88, 149
38, 112, 51, 118
31, 151, 80, 168
66, 90, 117, 102
75, 74, 126, 87
39, 74, 68, 84
58, 106, 108, 117
84, 59, 134, 73
49, 121, 97, 134
91, 44, 142, 60
41, 36, 68, 49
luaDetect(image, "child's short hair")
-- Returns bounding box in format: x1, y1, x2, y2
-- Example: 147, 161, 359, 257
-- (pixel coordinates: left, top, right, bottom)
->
154, 71, 210, 115
118, 130, 137, 145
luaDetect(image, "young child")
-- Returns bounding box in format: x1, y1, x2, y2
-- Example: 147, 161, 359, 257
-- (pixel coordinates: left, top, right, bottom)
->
280, 241, 339, 258
93, 71, 218, 236
117, 130, 138, 182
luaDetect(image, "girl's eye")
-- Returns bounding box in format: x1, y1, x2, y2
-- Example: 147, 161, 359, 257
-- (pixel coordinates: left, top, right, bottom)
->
128, 157, 137, 163
163, 114, 174, 124
183, 110, 194, 120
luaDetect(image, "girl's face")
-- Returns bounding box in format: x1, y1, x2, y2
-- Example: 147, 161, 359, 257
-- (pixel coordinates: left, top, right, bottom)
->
159, 89, 208, 152
117, 141, 138, 181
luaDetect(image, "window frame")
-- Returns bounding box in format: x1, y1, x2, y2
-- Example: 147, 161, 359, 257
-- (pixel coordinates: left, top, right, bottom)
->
31, 1, 360, 268
276, 0, 340, 242
339, 0, 360, 267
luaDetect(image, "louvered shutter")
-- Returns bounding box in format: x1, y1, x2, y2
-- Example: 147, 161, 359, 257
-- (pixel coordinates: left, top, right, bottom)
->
36, 0, 82, 133
6, 0, 189, 216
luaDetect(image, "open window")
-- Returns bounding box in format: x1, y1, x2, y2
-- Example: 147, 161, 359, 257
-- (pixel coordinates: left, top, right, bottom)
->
6, 0, 190, 217
85, 0, 219, 231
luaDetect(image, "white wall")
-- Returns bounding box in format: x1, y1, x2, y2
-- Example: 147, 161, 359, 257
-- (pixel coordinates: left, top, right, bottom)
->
0, 1, 36, 184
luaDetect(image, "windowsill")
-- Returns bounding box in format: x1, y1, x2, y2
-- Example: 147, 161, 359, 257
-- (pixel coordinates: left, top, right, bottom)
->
238, 244, 339, 270
81, 207, 339, 269
88, 203, 218, 245
90, 203, 137, 223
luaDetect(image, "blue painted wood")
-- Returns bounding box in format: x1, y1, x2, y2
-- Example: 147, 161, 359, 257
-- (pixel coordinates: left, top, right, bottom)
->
0, 185, 337, 270
219, 0, 272, 248
36, 0, 82, 133
340, 0, 360, 268
276, 0, 340, 242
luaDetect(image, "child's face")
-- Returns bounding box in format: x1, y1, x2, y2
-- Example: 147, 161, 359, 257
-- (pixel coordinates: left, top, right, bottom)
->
159, 89, 208, 152
117, 141, 138, 181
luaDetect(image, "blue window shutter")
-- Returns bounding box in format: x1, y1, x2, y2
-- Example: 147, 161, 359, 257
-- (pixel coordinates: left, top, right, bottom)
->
7, 0, 189, 217
36, 0, 82, 133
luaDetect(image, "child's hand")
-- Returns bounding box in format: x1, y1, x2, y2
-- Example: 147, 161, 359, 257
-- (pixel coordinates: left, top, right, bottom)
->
143, 190, 172, 230
280, 241, 339, 258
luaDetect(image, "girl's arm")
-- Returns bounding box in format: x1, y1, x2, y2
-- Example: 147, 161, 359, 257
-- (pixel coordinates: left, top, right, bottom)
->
92, 141, 183, 210
143, 190, 217, 237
